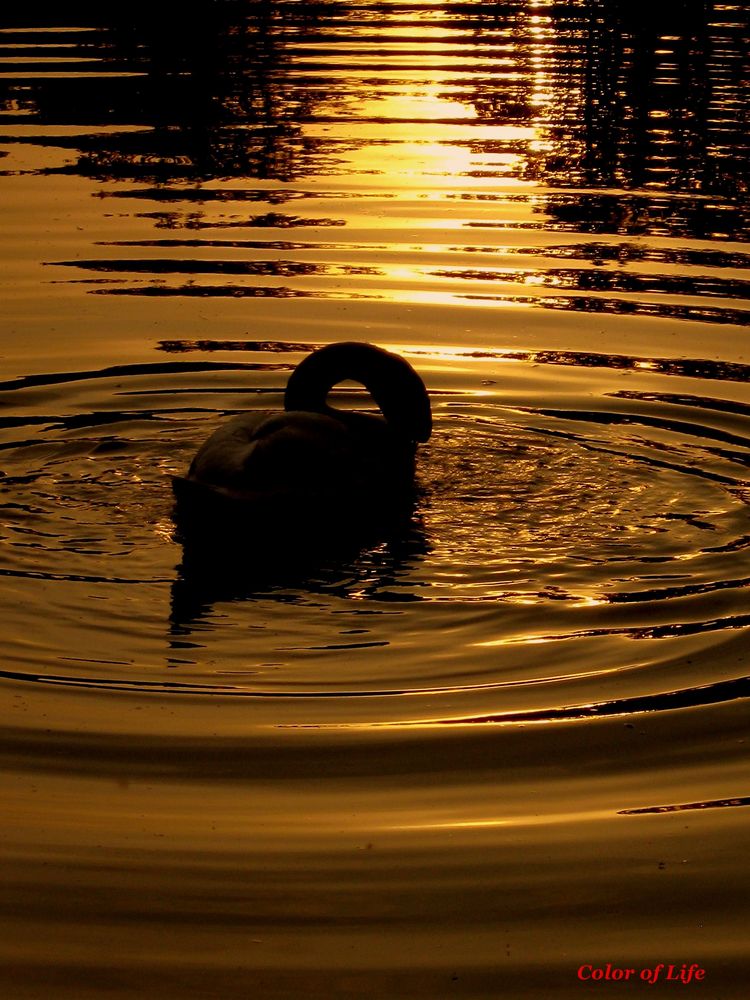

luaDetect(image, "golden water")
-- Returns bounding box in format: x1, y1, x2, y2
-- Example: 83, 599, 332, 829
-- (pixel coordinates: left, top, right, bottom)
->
1, 3, 749, 997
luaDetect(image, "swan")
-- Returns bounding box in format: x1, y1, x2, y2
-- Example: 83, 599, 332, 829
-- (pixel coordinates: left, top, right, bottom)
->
172, 342, 431, 524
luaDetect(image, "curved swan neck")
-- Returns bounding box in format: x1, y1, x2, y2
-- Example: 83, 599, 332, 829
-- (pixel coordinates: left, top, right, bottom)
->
284, 342, 432, 442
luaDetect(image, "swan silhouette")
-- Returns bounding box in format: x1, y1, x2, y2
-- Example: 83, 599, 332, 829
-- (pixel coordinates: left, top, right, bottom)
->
173, 342, 431, 524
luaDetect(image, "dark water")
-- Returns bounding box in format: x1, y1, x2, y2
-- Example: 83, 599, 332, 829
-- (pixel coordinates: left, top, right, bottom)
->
1, 3, 749, 997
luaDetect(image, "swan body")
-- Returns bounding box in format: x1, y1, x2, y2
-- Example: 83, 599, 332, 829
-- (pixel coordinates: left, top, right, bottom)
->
173, 342, 431, 519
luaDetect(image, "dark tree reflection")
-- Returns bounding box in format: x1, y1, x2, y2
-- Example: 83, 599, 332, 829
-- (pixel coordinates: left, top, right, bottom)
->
452, 1, 750, 239
572, 1, 749, 199
0, 1, 348, 182
1, 1, 747, 237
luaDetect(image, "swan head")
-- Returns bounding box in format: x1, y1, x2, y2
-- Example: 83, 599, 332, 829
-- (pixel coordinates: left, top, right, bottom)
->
283, 342, 432, 444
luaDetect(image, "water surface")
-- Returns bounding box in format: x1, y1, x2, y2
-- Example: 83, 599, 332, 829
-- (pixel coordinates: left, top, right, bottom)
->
1, 3, 749, 997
